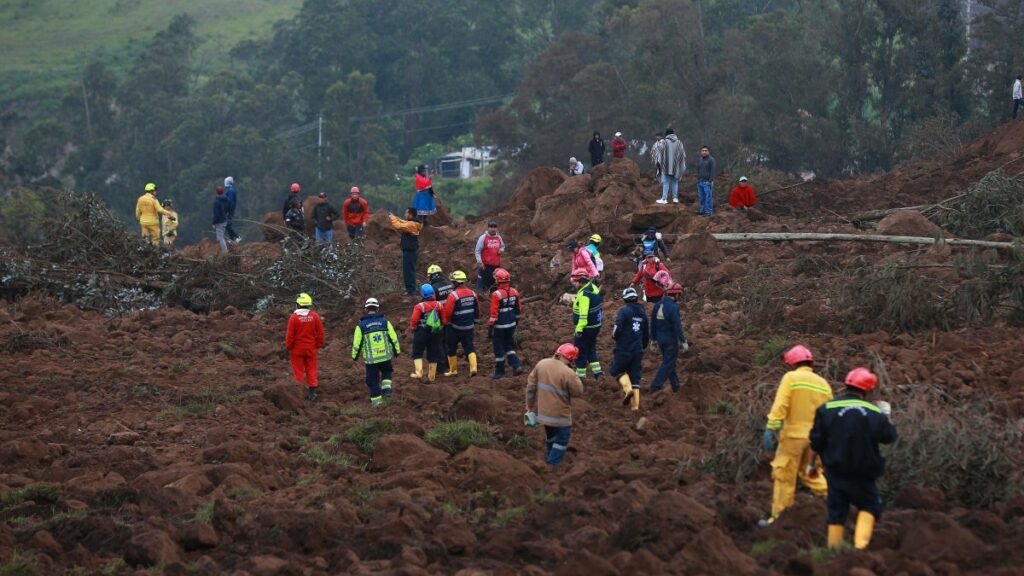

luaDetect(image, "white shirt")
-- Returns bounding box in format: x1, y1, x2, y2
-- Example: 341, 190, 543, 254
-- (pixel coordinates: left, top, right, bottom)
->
569, 162, 584, 175
1014, 79, 1022, 100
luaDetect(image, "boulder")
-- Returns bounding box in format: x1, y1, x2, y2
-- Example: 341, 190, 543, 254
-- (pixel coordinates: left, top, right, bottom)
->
532, 181, 592, 241
263, 384, 305, 413
125, 529, 182, 567
452, 446, 541, 496
372, 434, 447, 471
178, 523, 219, 551
898, 511, 984, 564
876, 210, 943, 237
894, 485, 946, 511
671, 232, 724, 266
675, 527, 759, 576
446, 393, 502, 423
0, 439, 52, 464
247, 555, 290, 576
508, 167, 568, 211
629, 206, 681, 231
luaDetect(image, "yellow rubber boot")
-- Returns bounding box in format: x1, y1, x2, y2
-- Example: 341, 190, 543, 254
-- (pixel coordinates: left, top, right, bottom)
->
411, 359, 423, 379
617, 375, 633, 405
853, 511, 875, 549
428, 363, 438, 382
630, 388, 640, 412
827, 524, 845, 549
468, 352, 478, 376
444, 356, 459, 377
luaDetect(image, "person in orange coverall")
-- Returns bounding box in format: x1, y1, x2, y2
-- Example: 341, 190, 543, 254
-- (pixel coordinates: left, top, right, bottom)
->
285, 292, 325, 401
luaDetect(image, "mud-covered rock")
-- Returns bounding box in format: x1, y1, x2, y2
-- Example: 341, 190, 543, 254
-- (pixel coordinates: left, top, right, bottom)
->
876, 210, 943, 237
509, 167, 568, 211
125, 528, 182, 567
899, 511, 984, 563
675, 526, 759, 575
895, 485, 946, 511
453, 446, 541, 497
372, 434, 447, 471
671, 232, 724, 266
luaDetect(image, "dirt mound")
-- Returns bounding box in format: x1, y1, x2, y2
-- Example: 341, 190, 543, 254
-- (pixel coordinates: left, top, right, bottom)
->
508, 167, 567, 211
876, 210, 944, 237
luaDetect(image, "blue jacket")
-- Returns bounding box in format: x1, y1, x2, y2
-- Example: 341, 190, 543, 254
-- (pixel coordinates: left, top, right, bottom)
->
212, 196, 229, 225
651, 298, 686, 344
612, 302, 649, 355
225, 183, 238, 215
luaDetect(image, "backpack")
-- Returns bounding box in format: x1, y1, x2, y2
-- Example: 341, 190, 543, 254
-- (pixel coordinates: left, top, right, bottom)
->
424, 305, 443, 333
642, 237, 656, 253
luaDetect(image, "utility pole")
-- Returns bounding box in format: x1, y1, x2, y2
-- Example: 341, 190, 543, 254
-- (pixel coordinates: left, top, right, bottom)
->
80, 75, 92, 138
317, 113, 323, 181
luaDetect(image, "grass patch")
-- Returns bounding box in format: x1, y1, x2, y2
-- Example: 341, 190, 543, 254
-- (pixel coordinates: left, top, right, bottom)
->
531, 491, 557, 505
171, 362, 188, 374
102, 558, 126, 576
750, 539, 781, 557
505, 432, 533, 450
157, 387, 245, 419
128, 384, 160, 396
342, 419, 397, 454
296, 473, 319, 486
753, 337, 789, 367
425, 420, 491, 454
704, 400, 738, 416
303, 445, 351, 468
808, 544, 848, 565
1, 483, 60, 509
2, 331, 69, 354
227, 487, 262, 501
0, 553, 40, 576
493, 506, 526, 526
192, 499, 214, 524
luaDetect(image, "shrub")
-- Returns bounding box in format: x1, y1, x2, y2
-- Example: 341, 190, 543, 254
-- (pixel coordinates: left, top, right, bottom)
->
754, 337, 789, 367
425, 420, 491, 454
739, 268, 788, 328
343, 419, 397, 454
1, 483, 60, 509
839, 262, 949, 332
683, 382, 775, 484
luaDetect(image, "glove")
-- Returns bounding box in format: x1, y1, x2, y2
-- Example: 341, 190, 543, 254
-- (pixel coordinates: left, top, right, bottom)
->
762, 429, 778, 452
805, 462, 819, 479
680, 341, 690, 353
876, 401, 892, 417
523, 411, 538, 427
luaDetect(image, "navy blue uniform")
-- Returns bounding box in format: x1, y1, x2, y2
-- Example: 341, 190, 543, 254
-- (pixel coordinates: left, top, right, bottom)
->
610, 302, 649, 390
444, 286, 479, 355
489, 286, 522, 376
650, 298, 687, 392
351, 313, 401, 403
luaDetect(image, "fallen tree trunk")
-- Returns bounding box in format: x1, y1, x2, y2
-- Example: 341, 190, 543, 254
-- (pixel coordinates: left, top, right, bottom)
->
677, 232, 1018, 250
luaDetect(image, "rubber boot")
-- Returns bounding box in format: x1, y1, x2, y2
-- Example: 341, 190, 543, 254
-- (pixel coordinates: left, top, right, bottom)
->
853, 511, 875, 550
827, 525, 845, 549
381, 379, 393, 397
618, 375, 633, 405
492, 362, 506, 380
427, 363, 438, 382
411, 358, 423, 379
444, 356, 459, 377
370, 395, 383, 407
307, 387, 318, 401
468, 352, 478, 376
630, 388, 640, 412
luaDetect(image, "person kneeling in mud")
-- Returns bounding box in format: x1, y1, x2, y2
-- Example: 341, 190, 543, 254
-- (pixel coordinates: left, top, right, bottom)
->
352, 297, 401, 407
525, 343, 584, 467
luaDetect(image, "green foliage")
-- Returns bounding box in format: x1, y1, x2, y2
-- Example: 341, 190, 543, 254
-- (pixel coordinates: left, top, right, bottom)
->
192, 499, 214, 524
840, 263, 950, 332
341, 418, 396, 454
931, 171, 1024, 238
688, 382, 775, 485
749, 539, 781, 558
0, 189, 50, 246
425, 420, 491, 454
754, 337, 789, 367
303, 444, 351, 468
493, 506, 526, 526
0, 483, 60, 509
0, 553, 40, 576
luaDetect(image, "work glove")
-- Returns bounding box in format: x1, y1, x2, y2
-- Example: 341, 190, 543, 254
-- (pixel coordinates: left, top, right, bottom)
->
680, 340, 690, 353
876, 401, 892, 417
523, 411, 538, 428
762, 429, 778, 452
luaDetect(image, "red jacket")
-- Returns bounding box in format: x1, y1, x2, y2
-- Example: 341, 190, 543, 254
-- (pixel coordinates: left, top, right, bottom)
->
285, 309, 324, 353
632, 260, 670, 299
342, 197, 370, 226
415, 173, 433, 192
410, 299, 443, 331
611, 138, 627, 158
477, 233, 504, 267
572, 247, 598, 279
442, 286, 480, 325
728, 184, 758, 208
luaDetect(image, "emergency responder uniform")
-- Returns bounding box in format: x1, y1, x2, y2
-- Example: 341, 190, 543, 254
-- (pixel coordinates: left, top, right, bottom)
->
284, 293, 325, 401
351, 298, 401, 407
428, 264, 455, 373
811, 368, 897, 550
572, 272, 604, 379
610, 287, 648, 412
650, 282, 687, 392
136, 183, 171, 247
442, 270, 480, 377
488, 268, 522, 379
409, 284, 445, 382
525, 343, 584, 466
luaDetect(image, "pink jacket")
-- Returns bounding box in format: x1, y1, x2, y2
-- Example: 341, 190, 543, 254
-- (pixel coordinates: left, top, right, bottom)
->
572, 247, 598, 279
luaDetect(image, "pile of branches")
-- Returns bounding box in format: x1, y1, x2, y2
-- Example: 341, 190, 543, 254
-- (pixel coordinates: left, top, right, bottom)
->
930, 170, 1024, 238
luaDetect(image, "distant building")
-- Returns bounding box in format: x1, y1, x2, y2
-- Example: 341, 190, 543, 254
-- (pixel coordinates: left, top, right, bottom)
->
435, 147, 496, 179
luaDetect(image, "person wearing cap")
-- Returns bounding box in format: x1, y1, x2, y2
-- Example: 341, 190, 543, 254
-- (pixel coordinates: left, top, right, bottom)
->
525, 343, 585, 467
655, 127, 686, 204
212, 186, 230, 254
650, 282, 688, 393
352, 297, 401, 407
409, 283, 445, 382
697, 146, 717, 216
161, 199, 179, 248
388, 207, 423, 296
588, 131, 605, 168
413, 164, 437, 225
611, 131, 627, 159
311, 192, 340, 248
638, 226, 670, 262
611, 287, 649, 413
285, 293, 325, 401
811, 368, 896, 550
442, 270, 480, 377
630, 251, 671, 303
568, 157, 584, 176
342, 186, 370, 239
760, 345, 832, 527
571, 271, 603, 380
474, 220, 506, 291
585, 234, 604, 277
569, 239, 598, 280
728, 176, 758, 210
136, 183, 174, 247
224, 176, 241, 244
282, 183, 302, 219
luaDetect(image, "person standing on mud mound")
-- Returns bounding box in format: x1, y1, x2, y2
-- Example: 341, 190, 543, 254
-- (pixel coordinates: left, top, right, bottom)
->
630, 251, 671, 303
475, 220, 506, 291
760, 345, 832, 527
212, 186, 230, 255
611, 287, 649, 413
409, 284, 445, 382
352, 297, 401, 407
488, 268, 523, 379
525, 343, 584, 467
655, 128, 686, 204
810, 368, 897, 550
696, 146, 717, 216
285, 293, 325, 402
638, 227, 671, 262
1014, 76, 1023, 119
161, 199, 178, 249
611, 132, 627, 158
413, 165, 437, 225
342, 187, 369, 240
588, 131, 605, 169
428, 264, 455, 374
311, 192, 340, 248
388, 208, 423, 297
283, 183, 302, 219
135, 182, 174, 247
650, 282, 688, 393
650, 133, 664, 183
223, 176, 241, 244
571, 271, 604, 380
442, 270, 480, 377
585, 234, 604, 278
284, 197, 306, 241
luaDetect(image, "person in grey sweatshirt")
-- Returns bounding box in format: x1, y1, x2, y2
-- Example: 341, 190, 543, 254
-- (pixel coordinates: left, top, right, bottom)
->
697, 146, 716, 216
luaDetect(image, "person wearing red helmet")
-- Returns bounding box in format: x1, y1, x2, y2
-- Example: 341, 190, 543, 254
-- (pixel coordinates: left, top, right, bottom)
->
341, 186, 370, 240
525, 343, 584, 467
811, 367, 897, 551
759, 344, 832, 527
282, 183, 302, 219
488, 268, 522, 379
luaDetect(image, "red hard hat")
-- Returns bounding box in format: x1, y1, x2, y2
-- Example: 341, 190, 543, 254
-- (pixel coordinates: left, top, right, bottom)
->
290, 183, 301, 193
556, 343, 579, 362
350, 186, 360, 195
845, 367, 878, 392
782, 345, 814, 366
666, 282, 684, 295
572, 270, 590, 281
493, 268, 511, 283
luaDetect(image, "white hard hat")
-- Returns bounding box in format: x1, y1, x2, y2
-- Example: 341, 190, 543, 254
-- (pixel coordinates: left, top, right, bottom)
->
739, 176, 748, 182
364, 297, 379, 309
615, 132, 622, 137
569, 157, 577, 163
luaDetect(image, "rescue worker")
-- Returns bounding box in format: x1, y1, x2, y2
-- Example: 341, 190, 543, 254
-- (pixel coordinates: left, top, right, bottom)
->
488, 268, 522, 379
285, 293, 325, 401
442, 270, 480, 377
388, 208, 423, 296
611, 287, 648, 412
760, 345, 832, 526
161, 199, 179, 248
351, 297, 401, 407
585, 234, 604, 277
630, 251, 671, 303
474, 220, 506, 291
342, 186, 370, 239
569, 239, 599, 280
525, 343, 584, 467
571, 271, 603, 380
409, 283, 445, 382
650, 282, 688, 392
638, 226, 670, 261
428, 264, 455, 374
135, 183, 173, 247
810, 368, 897, 550
282, 183, 301, 219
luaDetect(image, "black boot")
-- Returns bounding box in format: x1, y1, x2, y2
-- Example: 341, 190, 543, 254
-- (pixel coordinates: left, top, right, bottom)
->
307, 387, 318, 401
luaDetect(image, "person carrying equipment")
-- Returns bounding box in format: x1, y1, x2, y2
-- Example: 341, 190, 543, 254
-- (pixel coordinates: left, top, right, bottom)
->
638, 227, 670, 261
488, 268, 522, 379
388, 208, 423, 296
760, 345, 832, 526
161, 199, 179, 248
474, 220, 506, 291
585, 234, 605, 277
351, 297, 401, 407
650, 282, 688, 392
811, 368, 897, 550
428, 264, 455, 374
525, 343, 584, 467
611, 287, 649, 412
409, 283, 445, 382
571, 271, 604, 379
442, 270, 480, 377
136, 183, 174, 247
630, 251, 671, 303
285, 293, 325, 401
342, 187, 370, 239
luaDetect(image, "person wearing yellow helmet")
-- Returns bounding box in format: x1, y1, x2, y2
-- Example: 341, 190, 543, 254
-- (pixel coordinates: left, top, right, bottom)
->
427, 264, 454, 374
285, 293, 325, 401
135, 183, 173, 247
441, 269, 481, 377
585, 233, 604, 277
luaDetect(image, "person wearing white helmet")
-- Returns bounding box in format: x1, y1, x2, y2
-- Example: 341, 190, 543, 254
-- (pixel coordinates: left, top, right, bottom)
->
352, 297, 401, 407
568, 157, 584, 176
611, 131, 627, 158
610, 287, 649, 413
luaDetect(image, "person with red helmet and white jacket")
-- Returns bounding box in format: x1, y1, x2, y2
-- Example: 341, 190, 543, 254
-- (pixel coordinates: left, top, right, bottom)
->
488, 268, 522, 379
474, 220, 505, 291
525, 343, 584, 467
285, 293, 325, 401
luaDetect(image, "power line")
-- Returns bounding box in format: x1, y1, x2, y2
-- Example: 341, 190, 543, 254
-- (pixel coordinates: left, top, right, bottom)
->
351, 93, 514, 122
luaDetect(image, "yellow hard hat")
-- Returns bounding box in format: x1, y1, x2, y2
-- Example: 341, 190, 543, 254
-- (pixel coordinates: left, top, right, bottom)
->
590, 233, 602, 244
145, 183, 157, 192
296, 293, 313, 307
450, 270, 467, 283
427, 264, 442, 275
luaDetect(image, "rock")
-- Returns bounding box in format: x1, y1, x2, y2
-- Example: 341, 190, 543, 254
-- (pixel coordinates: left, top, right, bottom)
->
629, 206, 680, 230
247, 554, 290, 576
106, 431, 142, 446
709, 262, 747, 284
178, 523, 219, 550
785, 301, 831, 332
0, 439, 51, 464
895, 486, 946, 511
372, 434, 447, 471
453, 446, 541, 496
262, 384, 305, 412
899, 511, 984, 564
125, 529, 182, 567
508, 167, 568, 211
165, 472, 213, 497
65, 471, 127, 494
876, 210, 943, 237
447, 393, 501, 423
675, 527, 759, 575
28, 529, 63, 556
532, 183, 591, 241
670, 232, 724, 266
